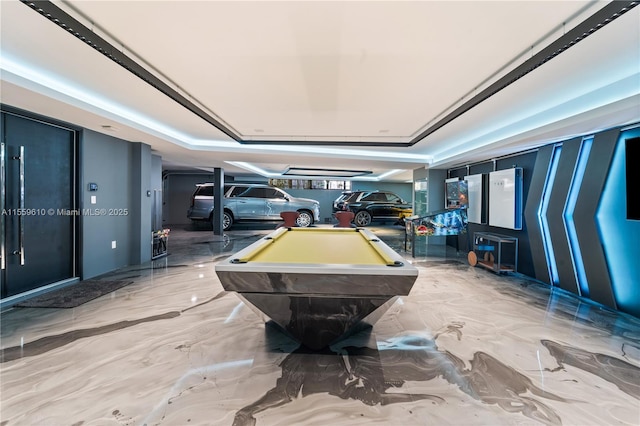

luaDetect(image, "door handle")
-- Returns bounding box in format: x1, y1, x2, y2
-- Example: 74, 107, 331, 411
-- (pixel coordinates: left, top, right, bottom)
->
18, 146, 25, 265
1, 143, 5, 270
15, 146, 25, 266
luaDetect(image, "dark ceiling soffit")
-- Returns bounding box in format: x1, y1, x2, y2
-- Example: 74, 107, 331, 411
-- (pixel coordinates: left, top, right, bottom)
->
21, 1, 638, 148
283, 167, 373, 177
411, 0, 639, 145
240, 139, 413, 146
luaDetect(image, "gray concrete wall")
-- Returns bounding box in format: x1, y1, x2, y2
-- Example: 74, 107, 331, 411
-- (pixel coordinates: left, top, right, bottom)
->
129, 142, 152, 264
81, 130, 154, 278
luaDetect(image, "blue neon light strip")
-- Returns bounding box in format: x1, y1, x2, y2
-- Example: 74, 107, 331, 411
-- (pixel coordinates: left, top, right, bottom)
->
538, 145, 562, 285
563, 137, 593, 297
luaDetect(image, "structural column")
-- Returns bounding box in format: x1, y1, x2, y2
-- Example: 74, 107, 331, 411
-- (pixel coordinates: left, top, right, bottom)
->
130, 142, 152, 264
212, 167, 224, 236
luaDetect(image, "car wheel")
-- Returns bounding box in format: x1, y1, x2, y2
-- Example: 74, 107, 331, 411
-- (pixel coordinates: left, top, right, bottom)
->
354, 211, 372, 227
296, 210, 313, 227
223, 211, 233, 231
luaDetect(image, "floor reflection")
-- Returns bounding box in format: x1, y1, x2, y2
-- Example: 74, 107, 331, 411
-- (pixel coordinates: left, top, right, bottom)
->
1, 224, 639, 426
542, 340, 640, 399
235, 322, 574, 426
234, 343, 441, 426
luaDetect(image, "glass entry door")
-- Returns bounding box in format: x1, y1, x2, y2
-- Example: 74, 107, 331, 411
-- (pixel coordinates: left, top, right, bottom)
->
1, 112, 77, 298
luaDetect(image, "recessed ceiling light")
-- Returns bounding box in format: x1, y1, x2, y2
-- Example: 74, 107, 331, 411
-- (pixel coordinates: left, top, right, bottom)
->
254, 129, 264, 133
101, 125, 117, 131
379, 129, 389, 133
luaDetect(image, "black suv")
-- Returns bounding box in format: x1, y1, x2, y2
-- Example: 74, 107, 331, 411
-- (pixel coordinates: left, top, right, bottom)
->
333, 190, 412, 227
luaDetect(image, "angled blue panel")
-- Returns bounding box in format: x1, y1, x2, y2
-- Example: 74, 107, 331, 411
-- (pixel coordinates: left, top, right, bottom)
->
546, 138, 582, 294
564, 137, 594, 297
597, 129, 640, 318
539, 146, 562, 285
573, 128, 620, 309
523, 146, 554, 284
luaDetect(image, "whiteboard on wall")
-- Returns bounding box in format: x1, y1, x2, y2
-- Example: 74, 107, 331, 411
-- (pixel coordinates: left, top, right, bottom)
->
465, 174, 485, 224
489, 168, 523, 229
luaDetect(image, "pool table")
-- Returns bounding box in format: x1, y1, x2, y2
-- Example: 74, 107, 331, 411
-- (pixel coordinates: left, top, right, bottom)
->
215, 227, 418, 350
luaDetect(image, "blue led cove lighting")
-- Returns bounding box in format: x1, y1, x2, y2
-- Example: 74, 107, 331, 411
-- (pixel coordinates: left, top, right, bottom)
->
539, 145, 562, 285
563, 137, 593, 297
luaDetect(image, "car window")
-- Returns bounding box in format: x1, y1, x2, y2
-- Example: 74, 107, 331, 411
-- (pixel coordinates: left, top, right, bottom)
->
386, 193, 401, 203
195, 184, 233, 197
361, 192, 386, 202
342, 193, 358, 202
196, 186, 213, 197
238, 187, 270, 198
265, 188, 287, 199
228, 186, 249, 197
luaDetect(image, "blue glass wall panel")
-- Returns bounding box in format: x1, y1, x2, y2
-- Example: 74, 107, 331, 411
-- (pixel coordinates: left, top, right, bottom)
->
564, 137, 594, 297
597, 127, 640, 318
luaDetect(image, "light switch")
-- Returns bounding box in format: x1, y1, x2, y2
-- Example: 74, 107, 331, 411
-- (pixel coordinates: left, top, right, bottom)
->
91, 195, 97, 204
111, 241, 116, 249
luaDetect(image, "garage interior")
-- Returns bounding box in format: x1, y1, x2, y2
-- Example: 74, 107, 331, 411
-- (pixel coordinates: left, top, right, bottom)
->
1, 1, 639, 425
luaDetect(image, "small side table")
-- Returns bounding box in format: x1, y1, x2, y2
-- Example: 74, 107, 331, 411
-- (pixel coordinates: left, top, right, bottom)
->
470, 232, 518, 273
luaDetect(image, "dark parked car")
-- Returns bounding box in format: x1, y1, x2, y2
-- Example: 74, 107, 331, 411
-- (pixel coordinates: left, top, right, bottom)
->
333, 190, 412, 227
188, 183, 320, 230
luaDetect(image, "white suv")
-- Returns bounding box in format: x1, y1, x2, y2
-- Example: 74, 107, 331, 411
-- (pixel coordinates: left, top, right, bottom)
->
187, 183, 320, 230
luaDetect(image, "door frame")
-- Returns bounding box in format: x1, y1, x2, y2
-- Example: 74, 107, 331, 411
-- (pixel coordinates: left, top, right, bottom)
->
0, 105, 81, 306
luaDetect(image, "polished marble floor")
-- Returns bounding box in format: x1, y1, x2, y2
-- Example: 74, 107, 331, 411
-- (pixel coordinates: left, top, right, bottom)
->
1, 224, 639, 426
